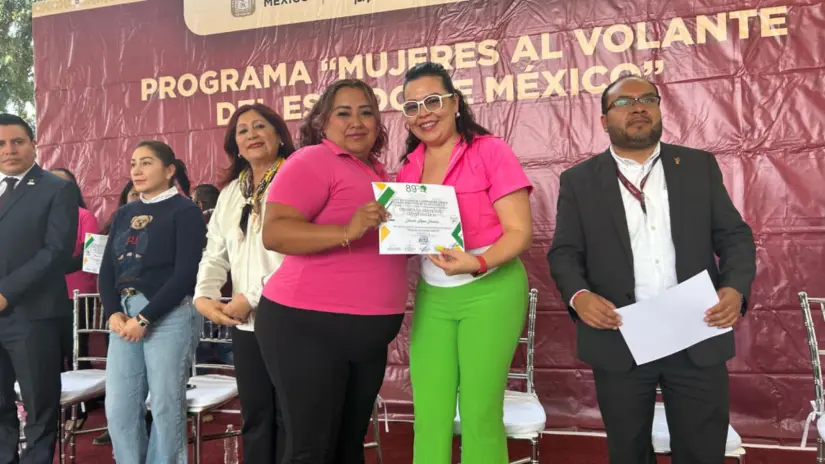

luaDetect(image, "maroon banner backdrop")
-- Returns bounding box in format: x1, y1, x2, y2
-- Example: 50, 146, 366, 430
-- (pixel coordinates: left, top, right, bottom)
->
32, 0, 825, 444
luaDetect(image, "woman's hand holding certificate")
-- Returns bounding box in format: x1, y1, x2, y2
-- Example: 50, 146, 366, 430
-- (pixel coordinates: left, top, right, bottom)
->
345, 201, 389, 243
426, 247, 482, 276
372, 182, 465, 255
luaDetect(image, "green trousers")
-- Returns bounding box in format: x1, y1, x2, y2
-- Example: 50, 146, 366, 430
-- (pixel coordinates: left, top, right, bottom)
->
410, 258, 528, 464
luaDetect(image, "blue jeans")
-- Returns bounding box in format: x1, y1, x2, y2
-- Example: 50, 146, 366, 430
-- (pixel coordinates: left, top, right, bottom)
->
105, 294, 199, 464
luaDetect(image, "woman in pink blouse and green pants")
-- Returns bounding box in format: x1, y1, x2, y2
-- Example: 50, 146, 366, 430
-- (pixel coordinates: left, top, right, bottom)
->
396, 63, 535, 464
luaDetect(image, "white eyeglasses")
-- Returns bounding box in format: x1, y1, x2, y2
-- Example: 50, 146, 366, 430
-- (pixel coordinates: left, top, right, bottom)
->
401, 93, 454, 118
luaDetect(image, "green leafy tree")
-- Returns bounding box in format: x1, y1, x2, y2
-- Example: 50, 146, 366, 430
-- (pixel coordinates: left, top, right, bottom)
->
0, 0, 33, 124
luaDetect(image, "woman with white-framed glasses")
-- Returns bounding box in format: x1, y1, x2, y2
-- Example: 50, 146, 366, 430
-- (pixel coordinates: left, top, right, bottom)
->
396, 62, 534, 464
401, 92, 455, 118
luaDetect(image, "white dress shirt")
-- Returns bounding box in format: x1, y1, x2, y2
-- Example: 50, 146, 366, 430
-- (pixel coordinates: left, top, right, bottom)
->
193, 179, 284, 332
570, 143, 678, 308
0, 163, 35, 196
611, 143, 678, 302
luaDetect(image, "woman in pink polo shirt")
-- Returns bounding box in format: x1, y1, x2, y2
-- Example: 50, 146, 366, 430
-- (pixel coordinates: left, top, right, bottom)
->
50, 168, 100, 429
51, 169, 100, 304
258, 79, 408, 463
396, 62, 534, 464
51, 168, 100, 367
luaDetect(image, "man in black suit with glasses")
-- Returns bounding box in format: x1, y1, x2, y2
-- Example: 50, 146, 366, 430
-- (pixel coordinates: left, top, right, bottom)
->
547, 76, 756, 464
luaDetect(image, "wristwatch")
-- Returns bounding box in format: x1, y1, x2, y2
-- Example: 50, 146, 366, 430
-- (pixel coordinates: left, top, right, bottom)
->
137, 316, 150, 328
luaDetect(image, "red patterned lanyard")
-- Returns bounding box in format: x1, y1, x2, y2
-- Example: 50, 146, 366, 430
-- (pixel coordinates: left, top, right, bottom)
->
616, 156, 660, 215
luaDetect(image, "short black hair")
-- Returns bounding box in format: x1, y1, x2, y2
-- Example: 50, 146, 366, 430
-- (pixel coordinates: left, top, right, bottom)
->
601, 75, 660, 115
193, 184, 220, 211
0, 113, 34, 140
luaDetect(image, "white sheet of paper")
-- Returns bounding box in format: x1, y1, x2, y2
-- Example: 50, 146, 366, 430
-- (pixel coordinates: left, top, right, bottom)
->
82, 233, 108, 274
615, 271, 730, 365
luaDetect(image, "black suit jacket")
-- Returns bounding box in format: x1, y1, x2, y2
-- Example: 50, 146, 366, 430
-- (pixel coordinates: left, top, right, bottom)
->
547, 144, 756, 372
0, 164, 78, 320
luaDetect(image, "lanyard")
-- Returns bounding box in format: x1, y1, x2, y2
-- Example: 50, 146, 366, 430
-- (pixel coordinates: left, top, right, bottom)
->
616, 156, 660, 215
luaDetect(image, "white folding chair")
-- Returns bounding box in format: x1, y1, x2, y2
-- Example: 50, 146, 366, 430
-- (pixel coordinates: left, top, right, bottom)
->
177, 310, 240, 464
799, 292, 825, 462
16, 291, 108, 464
454, 288, 546, 464
185, 307, 384, 463
362, 397, 384, 464
651, 386, 746, 462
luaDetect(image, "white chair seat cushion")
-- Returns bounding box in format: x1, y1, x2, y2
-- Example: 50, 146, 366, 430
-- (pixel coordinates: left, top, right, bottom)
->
454, 390, 547, 437
651, 402, 743, 454
818, 416, 825, 441
14, 369, 106, 405
147, 374, 238, 414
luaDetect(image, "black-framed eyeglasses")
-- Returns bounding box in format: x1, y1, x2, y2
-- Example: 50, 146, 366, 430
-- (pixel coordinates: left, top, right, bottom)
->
606, 95, 661, 113
402, 93, 454, 118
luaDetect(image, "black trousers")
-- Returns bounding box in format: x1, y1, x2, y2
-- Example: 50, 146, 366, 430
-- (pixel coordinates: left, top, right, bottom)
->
0, 315, 62, 464
593, 350, 730, 464
232, 328, 284, 464
255, 299, 402, 464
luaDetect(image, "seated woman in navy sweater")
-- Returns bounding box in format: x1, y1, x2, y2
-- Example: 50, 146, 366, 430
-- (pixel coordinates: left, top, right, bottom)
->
98, 141, 205, 464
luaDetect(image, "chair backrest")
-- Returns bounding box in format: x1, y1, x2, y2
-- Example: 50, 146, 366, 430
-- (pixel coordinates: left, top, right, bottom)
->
191, 297, 235, 376
799, 292, 825, 413
72, 290, 108, 370
508, 288, 539, 394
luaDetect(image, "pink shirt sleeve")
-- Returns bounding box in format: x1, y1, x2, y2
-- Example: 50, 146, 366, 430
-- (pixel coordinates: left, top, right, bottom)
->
481, 137, 533, 202
267, 150, 330, 221
80, 209, 100, 235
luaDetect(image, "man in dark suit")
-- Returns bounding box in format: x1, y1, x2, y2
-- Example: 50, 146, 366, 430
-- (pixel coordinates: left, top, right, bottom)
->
0, 114, 78, 464
547, 76, 756, 464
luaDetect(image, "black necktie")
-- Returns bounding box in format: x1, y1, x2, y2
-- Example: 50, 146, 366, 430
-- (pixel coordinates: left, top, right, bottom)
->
0, 177, 19, 209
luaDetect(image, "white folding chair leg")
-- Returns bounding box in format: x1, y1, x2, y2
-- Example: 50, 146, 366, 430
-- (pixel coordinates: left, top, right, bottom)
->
819, 436, 825, 463
69, 404, 78, 464
371, 402, 383, 464
58, 407, 66, 464
509, 438, 540, 464
192, 413, 203, 464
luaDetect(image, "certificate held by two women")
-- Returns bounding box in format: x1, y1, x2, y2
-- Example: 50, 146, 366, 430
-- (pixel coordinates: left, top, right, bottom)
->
372, 182, 464, 255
